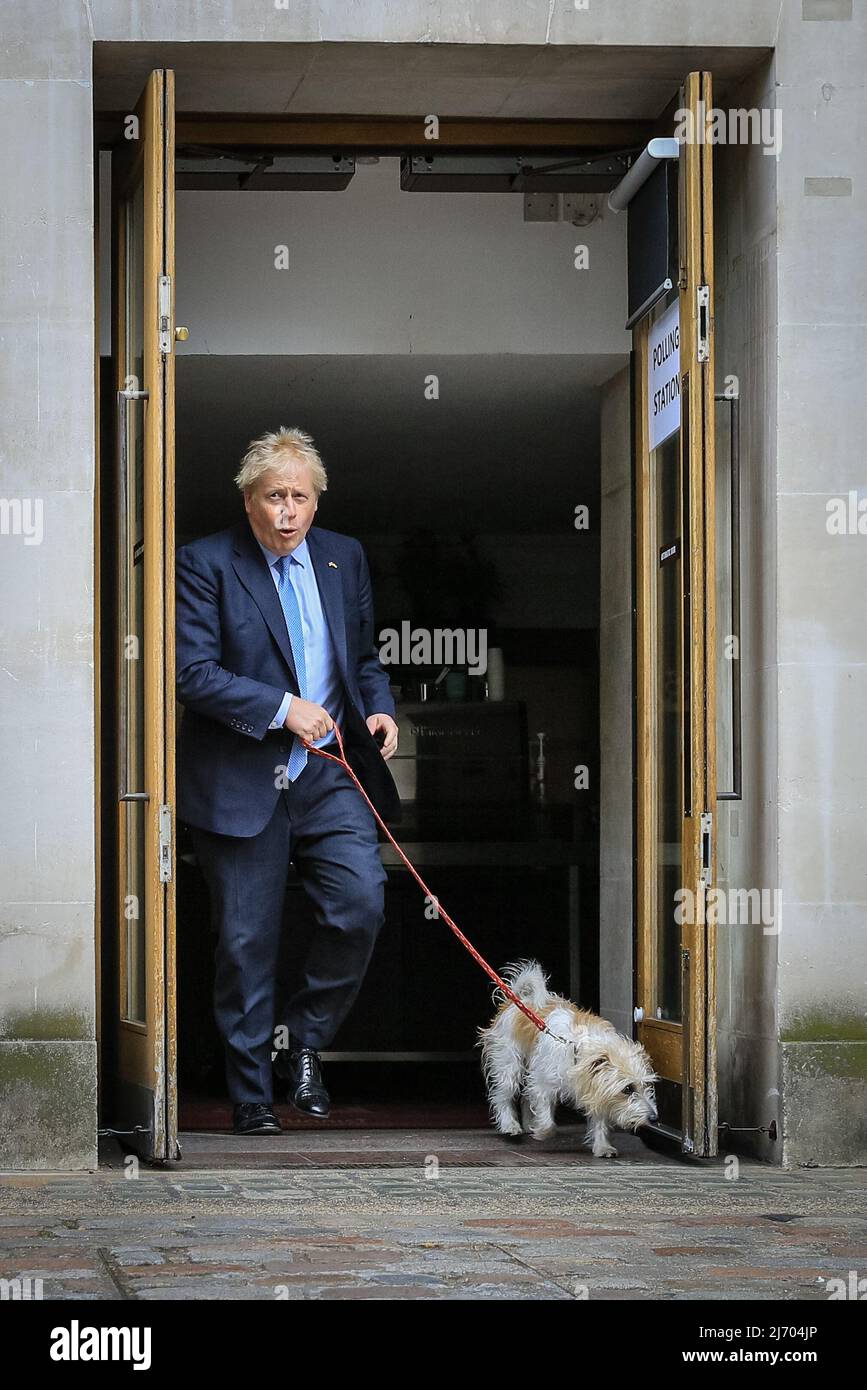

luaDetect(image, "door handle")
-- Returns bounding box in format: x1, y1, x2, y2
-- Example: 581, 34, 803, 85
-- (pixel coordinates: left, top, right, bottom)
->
117, 387, 150, 803
680, 371, 692, 818
714, 392, 742, 801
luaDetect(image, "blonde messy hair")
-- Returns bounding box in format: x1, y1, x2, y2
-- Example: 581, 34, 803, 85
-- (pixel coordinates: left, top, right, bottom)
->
234, 426, 328, 497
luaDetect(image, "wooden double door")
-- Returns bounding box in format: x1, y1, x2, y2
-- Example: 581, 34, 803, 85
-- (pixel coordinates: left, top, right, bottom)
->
100, 67, 719, 1161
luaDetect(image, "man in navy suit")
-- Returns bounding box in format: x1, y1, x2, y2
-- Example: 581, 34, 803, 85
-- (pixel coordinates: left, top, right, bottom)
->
175, 427, 400, 1134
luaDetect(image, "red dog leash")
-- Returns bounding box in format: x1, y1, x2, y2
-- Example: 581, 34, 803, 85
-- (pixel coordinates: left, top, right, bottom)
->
301, 721, 550, 1035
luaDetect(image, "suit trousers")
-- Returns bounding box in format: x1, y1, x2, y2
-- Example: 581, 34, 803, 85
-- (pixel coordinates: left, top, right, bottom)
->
188, 751, 387, 1103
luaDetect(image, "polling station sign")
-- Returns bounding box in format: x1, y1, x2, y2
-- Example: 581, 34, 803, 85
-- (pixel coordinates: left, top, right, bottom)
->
648, 301, 680, 450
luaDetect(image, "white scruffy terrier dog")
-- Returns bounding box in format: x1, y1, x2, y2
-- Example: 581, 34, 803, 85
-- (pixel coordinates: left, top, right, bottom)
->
477, 960, 658, 1157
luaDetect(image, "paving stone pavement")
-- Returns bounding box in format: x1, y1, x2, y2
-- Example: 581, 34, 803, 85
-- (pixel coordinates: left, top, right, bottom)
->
0, 1127, 864, 1300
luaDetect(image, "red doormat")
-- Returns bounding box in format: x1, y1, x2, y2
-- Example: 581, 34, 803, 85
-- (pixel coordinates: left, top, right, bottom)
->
179, 1099, 492, 1132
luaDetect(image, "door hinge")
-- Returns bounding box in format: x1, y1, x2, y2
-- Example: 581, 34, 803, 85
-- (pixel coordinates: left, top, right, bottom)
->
159, 803, 173, 882
700, 810, 712, 889
696, 283, 710, 363
158, 274, 173, 355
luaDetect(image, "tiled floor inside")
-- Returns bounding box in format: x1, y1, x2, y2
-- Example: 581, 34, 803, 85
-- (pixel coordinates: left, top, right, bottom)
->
170, 1120, 678, 1168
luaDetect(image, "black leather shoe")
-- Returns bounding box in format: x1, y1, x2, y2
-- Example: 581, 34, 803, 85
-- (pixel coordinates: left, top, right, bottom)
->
274, 1040, 330, 1117
233, 1102, 282, 1135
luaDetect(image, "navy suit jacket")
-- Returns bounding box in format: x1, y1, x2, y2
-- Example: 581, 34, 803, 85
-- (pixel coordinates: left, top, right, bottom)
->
175, 518, 400, 837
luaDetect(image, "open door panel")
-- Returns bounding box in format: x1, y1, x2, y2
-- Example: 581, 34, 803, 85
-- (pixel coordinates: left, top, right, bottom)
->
108, 68, 177, 1161
634, 71, 717, 1156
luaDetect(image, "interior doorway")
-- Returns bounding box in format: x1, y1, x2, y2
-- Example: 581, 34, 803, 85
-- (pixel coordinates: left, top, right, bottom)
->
95, 64, 719, 1161
170, 140, 617, 1134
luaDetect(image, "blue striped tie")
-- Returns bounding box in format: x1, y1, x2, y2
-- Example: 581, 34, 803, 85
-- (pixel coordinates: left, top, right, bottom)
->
276, 554, 308, 782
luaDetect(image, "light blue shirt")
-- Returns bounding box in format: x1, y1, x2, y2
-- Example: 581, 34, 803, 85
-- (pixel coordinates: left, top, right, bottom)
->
255, 534, 344, 747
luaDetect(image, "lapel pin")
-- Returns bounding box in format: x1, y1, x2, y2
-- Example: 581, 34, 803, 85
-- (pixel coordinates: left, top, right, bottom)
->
328, 560, 338, 569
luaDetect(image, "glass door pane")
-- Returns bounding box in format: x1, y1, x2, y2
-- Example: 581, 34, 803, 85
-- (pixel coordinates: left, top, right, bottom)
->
652, 426, 682, 1024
